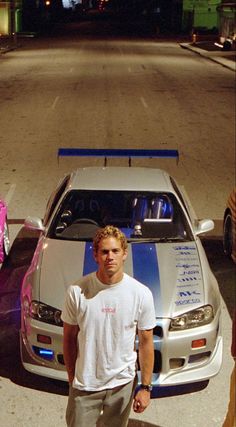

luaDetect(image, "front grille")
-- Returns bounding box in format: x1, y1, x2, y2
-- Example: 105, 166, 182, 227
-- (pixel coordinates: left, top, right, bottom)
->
153, 325, 163, 338
57, 354, 65, 365
136, 350, 161, 373
154, 350, 161, 373
58, 349, 162, 372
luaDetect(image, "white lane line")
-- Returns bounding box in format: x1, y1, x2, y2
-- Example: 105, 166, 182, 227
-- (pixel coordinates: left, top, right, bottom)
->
4, 184, 16, 205
51, 96, 60, 110
69, 67, 74, 73
140, 97, 148, 109
128, 67, 132, 73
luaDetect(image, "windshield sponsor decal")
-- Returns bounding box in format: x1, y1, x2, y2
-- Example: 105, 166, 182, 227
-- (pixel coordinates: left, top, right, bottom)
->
177, 283, 200, 288
173, 244, 203, 307
176, 263, 199, 269
174, 245, 199, 262
175, 298, 201, 306
175, 289, 201, 306
179, 269, 200, 276
173, 245, 197, 256
178, 290, 201, 297
178, 276, 199, 282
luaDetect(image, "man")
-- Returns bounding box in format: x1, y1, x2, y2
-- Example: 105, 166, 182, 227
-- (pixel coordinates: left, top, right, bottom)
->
62, 225, 156, 427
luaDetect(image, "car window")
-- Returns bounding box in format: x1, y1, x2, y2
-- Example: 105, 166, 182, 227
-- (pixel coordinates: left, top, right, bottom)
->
170, 177, 192, 222
48, 190, 193, 242
43, 175, 70, 226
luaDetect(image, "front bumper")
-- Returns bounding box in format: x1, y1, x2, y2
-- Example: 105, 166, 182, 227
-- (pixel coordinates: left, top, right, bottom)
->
20, 317, 67, 381
20, 308, 222, 386
150, 308, 222, 386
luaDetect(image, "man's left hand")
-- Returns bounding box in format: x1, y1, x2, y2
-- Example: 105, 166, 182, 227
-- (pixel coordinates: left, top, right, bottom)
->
133, 389, 151, 413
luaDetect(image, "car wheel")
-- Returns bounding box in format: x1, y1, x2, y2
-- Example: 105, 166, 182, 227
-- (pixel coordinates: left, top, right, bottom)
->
3, 221, 10, 258
223, 213, 233, 257
223, 40, 232, 51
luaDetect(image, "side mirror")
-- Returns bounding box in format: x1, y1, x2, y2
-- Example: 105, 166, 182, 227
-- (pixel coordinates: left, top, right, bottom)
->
195, 219, 214, 236
24, 216, 45, 232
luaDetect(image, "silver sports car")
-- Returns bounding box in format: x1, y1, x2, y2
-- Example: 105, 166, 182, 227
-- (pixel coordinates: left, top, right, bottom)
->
20, 150, 222, 387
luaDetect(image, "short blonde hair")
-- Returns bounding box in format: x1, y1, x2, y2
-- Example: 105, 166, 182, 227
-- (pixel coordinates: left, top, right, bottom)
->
93, 225, 128, 254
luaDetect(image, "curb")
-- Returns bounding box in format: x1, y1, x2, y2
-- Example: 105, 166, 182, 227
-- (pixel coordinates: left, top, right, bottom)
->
180, 43, 235, 71
0, 44, 19, 55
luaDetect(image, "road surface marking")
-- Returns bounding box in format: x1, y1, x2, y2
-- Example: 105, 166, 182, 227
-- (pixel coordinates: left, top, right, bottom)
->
51, 96, 60, 110
4, 184, 16, 205
140, 97, 148, 109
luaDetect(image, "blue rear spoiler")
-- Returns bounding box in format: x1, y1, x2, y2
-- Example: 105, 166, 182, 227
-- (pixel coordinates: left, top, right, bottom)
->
58, 148, 179, 166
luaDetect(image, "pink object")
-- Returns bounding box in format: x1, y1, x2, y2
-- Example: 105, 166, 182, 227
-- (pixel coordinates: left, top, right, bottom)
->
0, 200, 7, 263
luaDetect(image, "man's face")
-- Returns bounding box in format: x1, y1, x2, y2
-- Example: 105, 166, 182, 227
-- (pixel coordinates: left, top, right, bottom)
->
94, 237, 128, 281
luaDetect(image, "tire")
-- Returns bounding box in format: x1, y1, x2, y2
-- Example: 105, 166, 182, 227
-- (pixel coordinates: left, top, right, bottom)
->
223, 213, 233, 258
223, 40, 232, 51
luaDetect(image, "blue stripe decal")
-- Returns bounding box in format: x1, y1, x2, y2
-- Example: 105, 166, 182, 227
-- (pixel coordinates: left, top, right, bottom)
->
83, 242, 97, 276
131, 243, 161, 314
132, 243, 162, 385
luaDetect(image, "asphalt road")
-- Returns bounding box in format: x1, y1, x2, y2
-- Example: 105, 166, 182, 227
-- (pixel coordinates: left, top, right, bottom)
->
0, 15, 235, 427
0, 19, 235, 221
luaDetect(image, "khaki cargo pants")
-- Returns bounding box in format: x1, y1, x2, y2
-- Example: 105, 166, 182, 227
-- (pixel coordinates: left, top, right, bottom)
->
66, 378, 137, 427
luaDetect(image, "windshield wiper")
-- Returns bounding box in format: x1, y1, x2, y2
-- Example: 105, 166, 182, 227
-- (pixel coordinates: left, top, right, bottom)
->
128, 236, 188, 243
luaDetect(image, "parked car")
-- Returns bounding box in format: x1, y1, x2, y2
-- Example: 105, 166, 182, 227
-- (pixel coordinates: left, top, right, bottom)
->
223, 188, 236, 263
216, 2, 236, 50
20, 159, 222, 388
0, 199, 10, 264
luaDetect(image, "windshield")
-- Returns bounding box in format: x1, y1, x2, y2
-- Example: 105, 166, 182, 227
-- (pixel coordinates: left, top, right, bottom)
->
48, 190, 193, 242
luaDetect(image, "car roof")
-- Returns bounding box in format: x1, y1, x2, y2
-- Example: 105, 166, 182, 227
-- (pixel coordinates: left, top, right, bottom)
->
68, 167, 174, 192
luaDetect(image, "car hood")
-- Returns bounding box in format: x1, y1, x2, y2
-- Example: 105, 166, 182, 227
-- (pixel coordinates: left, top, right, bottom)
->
39, 238, 204, 318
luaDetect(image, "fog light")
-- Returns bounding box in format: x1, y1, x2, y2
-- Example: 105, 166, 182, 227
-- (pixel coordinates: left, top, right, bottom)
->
191, 338, 206, 349
37, 334, 52, 344
169, 358, 185, 369
32, 346, 54, 361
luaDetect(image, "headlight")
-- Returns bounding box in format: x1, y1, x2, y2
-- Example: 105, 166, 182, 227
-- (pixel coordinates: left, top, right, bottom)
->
169, 305, 214, 331
30, 301, 63, 327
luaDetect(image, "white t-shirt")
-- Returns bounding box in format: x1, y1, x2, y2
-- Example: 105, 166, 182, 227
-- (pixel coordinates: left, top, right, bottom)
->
61, 272, 156, 391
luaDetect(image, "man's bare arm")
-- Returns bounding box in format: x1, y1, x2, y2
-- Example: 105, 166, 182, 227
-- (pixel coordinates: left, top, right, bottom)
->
133, 329, 154, 413
63, 322, 79, 384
